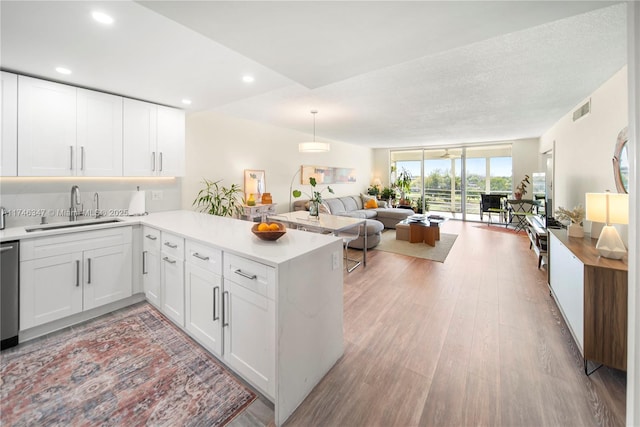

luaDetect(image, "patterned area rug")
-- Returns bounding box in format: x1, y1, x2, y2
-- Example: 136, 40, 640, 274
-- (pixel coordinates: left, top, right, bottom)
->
1, 303, 256, 426
375, 229, 457, 262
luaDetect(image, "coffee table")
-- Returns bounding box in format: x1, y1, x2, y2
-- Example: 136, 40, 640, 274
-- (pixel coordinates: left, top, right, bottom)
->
396, 216, 447, 246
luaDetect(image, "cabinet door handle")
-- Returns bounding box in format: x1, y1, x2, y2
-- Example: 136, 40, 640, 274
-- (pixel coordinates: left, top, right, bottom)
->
87, 258, 92, 284
0, 246, 14, 252
80, 146, 85, 171
142, 251, 147, 274
159, 152, 163, 172
164, 242, 178, 249
222, 290, 229, 327
213, 286, 220, 321
151, 152, 156, 172
70, 146, 74, 170
75, 260, 80, 287
145, 234, 157, 241
192, 252, 210, 261
162, 256, 176, 264
234, 269, 256, 280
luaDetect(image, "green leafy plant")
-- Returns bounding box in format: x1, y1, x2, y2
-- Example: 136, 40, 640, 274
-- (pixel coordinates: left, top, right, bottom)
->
380, 186, 396, 201
292, 177, 334, 205
367, 185, 380, 196
395, 167, 413, 203
193, 178, 244, 218
413, 196, 430, 213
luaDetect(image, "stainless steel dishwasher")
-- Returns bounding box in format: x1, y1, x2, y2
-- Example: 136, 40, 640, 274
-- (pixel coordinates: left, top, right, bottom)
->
1, 240, 19, 350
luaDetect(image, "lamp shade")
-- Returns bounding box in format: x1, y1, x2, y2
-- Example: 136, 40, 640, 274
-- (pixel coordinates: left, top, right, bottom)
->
299, 142, 330, 153
585, 192, 628, 225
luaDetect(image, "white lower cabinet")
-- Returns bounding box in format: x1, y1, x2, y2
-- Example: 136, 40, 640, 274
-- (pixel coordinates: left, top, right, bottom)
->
185, 263, 222, 356
20, 227, 132, 330
142, 227, 161, 308
160, 231, 185, 327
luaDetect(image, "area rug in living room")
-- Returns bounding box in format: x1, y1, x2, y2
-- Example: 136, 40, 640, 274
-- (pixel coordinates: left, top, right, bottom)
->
375, 229, 458, 262
0, 303, 256, 426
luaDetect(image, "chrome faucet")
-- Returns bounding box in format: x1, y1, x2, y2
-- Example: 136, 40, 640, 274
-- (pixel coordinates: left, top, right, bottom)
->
94, 192, 101, 219
69, 185, 81, 221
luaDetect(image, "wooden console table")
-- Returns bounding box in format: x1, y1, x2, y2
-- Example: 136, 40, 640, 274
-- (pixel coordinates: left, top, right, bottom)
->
548, 229, 627, 375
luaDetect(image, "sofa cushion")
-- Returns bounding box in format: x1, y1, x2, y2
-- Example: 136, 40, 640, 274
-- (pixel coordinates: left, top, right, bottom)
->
340, 210, 378, 220
324, 198, 347, 215
364, 198, 378, 209
341, 196, 360, 212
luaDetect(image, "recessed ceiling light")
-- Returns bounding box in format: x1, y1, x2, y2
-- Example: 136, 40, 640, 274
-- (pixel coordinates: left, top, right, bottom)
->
181, 99, 192, 105
92, 11, 114, 25
55, 67, 72, 75
242, 75, 255, 83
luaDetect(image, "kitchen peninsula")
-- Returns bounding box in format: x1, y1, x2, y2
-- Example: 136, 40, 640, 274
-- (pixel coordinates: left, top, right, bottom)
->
2, 210, 344, 426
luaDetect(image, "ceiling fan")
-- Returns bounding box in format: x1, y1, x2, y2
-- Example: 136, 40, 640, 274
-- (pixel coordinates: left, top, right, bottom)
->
441, 149, 456, 159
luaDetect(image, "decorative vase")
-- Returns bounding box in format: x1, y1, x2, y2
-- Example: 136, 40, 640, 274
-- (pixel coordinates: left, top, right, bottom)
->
247, 193, 256, 206
514, 192, 523, 200
309, 200, 320, 217
567, 223, 584, 238
261, 193, 272, 204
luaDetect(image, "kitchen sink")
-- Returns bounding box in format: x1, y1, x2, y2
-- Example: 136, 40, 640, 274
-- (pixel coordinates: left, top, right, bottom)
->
25, 218, 123, 232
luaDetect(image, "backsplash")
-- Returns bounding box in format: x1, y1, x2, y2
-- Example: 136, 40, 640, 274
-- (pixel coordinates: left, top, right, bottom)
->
0, 178, 181, 228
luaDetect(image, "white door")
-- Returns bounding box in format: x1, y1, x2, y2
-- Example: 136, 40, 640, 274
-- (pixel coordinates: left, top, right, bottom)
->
185, 263, 222, 356
20, 252, 83, 329
83, 245, 133, 311
123, 98, 157, 176
76, 89, 123, 176
18, 76, 77, 176
161, 254, 184, 327
1, 71, 18, 176
223, 279, 275, 397
156, 106, 185, 176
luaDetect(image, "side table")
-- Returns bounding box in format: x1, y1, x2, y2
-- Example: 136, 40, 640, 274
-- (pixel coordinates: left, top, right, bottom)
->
241, 203, 277, 222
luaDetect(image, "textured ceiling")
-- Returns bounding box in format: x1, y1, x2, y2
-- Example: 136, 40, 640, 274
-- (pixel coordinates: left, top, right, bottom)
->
0, 1, 628, 148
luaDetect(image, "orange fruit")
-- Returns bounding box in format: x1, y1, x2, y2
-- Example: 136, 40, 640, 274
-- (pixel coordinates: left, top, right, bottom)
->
269, 223, 280, 231
257, 222, 269, 232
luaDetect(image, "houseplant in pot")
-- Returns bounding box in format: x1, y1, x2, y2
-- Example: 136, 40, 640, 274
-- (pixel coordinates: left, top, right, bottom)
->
514, 174, 530, 200
193, 178, 244, 218
292, 177, 334, 217
395, 167, 413, 206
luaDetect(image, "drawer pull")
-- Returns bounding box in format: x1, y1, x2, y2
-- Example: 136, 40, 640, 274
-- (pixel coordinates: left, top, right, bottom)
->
213, 286, 220, 321
162, 256, 176, 264
75, 260, 80, 287
164, 242, 178, 249
142, 251, 147, 274
222, 290, 229, 327
145, 234, 157, 241
87, 258, 92, 284
234, 269, 257, 280
192, 252, 210, 261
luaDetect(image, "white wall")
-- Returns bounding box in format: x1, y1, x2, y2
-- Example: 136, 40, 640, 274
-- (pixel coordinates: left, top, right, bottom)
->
0, 177, 182, 228
627, 2, 639, 425
182, 112, 373, 213
540, 66, 628, 216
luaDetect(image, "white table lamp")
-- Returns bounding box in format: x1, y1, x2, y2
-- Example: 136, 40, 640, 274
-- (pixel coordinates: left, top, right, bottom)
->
585, 192, 628, 259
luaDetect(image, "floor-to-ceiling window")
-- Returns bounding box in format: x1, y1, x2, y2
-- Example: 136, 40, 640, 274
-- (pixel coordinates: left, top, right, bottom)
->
390, 144, 512, 221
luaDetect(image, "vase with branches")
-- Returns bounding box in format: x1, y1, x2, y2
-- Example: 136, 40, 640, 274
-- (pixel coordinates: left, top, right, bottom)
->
293, 177, 334, 217
514, 174, 530, 199
555, 205, 585, 237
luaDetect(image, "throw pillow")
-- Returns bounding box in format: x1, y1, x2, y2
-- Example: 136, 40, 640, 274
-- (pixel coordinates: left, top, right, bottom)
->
364, 198, 378, 209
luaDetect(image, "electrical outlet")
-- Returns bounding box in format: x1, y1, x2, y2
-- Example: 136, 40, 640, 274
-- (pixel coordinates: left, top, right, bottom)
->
151, 190, 163, 201
332, 251, 340, 270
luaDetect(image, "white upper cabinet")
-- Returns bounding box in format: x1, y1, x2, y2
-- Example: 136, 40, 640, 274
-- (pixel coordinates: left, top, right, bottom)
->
76, 88, 123, 176
157, 105, 185, 176
18, 76, 77, 176
123, 99, 184, 177
123, 98, 157, 176
1, 71, 18, 176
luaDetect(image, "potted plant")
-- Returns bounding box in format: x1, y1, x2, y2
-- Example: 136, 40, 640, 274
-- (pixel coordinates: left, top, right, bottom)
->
367, 184, 380, 197
193, 178, 244, 218
293, 177, 334, 217
514, 174, 530, 200
555, 205, 585, 237
380, 186, 396, 202
413, 196, 429, 214
395, 167, 413, 205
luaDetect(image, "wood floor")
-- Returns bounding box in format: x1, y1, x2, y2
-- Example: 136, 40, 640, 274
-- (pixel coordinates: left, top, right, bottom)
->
235, 221, 627, 427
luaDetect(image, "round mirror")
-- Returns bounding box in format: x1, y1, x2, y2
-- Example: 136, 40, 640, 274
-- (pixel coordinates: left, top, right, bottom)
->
612, 127, 629, 194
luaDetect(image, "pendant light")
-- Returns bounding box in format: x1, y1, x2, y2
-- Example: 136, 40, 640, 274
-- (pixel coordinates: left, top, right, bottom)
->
299, 110, 330, 153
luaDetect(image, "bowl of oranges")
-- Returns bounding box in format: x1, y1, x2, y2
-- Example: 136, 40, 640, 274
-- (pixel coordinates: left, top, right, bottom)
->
251, 221, 286, 241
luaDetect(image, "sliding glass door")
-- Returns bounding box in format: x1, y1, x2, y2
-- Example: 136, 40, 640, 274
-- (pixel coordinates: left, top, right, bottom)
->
390, 145, 512, 221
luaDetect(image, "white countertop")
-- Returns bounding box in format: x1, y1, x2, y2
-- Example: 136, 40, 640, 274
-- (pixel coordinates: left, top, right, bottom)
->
1, 210, 341, 266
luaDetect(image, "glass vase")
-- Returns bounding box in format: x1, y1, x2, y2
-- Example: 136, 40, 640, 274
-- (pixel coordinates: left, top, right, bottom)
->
309, 201, 320, 217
